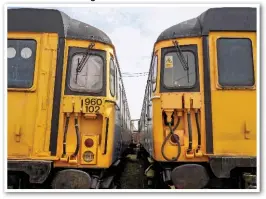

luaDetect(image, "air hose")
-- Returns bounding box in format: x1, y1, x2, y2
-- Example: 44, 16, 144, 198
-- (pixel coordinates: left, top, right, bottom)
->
187, 112, 193, 152
195, 111, 201, 151
161, 117, 181, 161
62, 114, 70, 157
71, 116, 81, 158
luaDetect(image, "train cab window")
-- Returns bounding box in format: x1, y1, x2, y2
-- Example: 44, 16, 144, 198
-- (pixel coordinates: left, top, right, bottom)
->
8, 39, 37, 88
151, 55, 158, 92
69, 54, 103, 93
109, 58, 116, 96
217, 38, 254, 87
163, 51, 196, 88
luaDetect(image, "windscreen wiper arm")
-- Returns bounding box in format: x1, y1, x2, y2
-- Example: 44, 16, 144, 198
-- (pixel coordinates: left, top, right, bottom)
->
75, 42, 95, 82
172, 40, 190, 83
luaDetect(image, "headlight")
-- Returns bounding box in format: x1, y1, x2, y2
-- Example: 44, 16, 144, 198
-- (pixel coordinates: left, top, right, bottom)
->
83, 151, 94, 162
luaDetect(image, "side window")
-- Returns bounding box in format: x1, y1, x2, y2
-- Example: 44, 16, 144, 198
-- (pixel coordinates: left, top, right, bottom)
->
127, 116, 130, 130
119, 85, 122, 109
146, 87, 150, 117
8, 39, 37, 88
123, 95, 126, 127
120, 86, 124, 126
143, 101, 146, 125
128, 116, 130, 130
125, 107, 127, 128
109, 58, 115, 96
148, 76, 152, 98
152, 55, 158, 92
116, 67, 119, 99
148, 82, 152, 119
217, 38, 254, 87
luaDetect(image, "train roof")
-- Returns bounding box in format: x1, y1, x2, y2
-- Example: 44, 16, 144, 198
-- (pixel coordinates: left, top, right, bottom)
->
8, 8, 112, 45
156, 7, 257, 42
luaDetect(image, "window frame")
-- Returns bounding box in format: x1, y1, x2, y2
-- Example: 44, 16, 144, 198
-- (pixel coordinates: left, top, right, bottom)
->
7, 38, 38, 90
65, 47, 106, 96
160, 44, 200, 93
109, 56, 116, 97
215, 37, 255, 89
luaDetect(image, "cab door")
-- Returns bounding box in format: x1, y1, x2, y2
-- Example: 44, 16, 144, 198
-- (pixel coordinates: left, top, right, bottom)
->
8, 33, 58, 157
209, 32, 256, 156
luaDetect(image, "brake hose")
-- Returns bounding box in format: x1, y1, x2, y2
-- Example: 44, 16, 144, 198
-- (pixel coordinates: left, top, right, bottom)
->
62, 114, 70, 157
71, 116, 81, 158
195, 111, 201, 151
187, 112, 193, 152
161, 117, 181, 161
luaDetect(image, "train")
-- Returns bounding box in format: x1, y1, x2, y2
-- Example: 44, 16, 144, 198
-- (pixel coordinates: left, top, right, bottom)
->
7, 8, 132, 189
138, 7, 257, 189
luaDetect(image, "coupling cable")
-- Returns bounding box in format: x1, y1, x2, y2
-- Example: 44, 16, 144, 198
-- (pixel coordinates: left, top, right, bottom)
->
161, 117, 181, 161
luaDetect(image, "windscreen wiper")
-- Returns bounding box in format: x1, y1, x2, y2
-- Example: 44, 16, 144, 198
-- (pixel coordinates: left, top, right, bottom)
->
172, 40, 190, 83
75, 42, 95, 82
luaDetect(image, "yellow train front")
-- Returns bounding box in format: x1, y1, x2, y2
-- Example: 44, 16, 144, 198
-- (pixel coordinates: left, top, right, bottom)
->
7, 8, 132, 189
139, 7, 257, 189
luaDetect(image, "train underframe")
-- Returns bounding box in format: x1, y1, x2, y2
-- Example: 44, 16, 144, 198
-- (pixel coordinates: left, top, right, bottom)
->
7, 151, 130, 189
139, 147, 257, 189
7, 146, 257, 189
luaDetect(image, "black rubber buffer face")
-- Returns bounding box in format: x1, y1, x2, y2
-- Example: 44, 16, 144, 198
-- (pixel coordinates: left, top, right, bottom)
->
171, 164, 210, 189
209, 156, 257, 178
8, 160, 52, 184
52, 169, 92, 189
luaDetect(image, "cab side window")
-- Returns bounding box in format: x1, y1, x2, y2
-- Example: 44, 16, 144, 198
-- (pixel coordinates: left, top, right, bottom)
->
217, 38, 254, 87
8, 39, 37, 88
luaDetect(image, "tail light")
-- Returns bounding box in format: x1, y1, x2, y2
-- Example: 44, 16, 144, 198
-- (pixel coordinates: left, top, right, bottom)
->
170, 134, 179, 144
84, 138, 94, 148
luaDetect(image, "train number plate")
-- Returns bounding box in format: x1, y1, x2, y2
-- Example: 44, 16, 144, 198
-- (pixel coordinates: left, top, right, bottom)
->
82, 98, 103, 113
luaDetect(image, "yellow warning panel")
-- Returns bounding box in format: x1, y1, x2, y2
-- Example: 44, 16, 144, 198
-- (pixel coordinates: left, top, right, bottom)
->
165, 56, 173, 68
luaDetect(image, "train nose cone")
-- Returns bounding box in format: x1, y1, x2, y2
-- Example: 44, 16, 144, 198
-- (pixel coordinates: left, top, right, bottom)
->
171, 164, 209, 189
52, 169, 91, 189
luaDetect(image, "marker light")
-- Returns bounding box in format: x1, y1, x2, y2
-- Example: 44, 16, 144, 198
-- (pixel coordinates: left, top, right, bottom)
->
83, 151, 94, 162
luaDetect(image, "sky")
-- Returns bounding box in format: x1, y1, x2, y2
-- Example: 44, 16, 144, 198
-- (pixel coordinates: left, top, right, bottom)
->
29, 6, 214, 119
